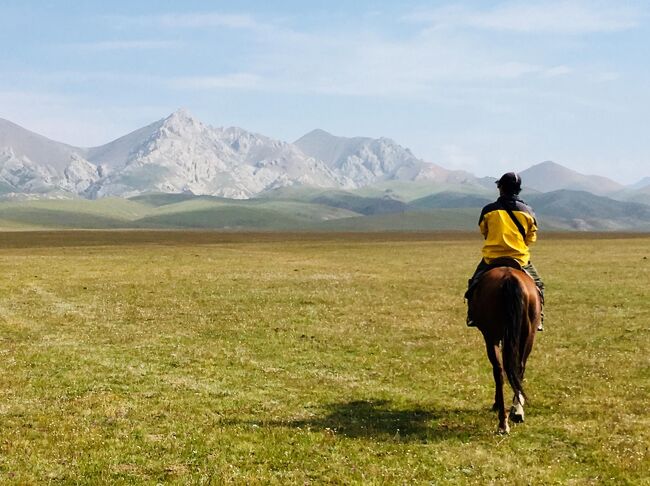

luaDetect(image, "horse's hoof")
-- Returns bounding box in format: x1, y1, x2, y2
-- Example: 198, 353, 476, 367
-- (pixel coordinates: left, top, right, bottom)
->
510, 412, 524, 423
496, 424, 510, 435
509, 406, 525, 423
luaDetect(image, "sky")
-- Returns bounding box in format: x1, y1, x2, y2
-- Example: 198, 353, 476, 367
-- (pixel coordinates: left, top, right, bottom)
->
0, 0, 648, 184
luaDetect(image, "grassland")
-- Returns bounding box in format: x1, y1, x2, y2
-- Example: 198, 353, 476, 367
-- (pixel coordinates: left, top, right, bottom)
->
2, 189, 650, 231
0, 231, 648, 484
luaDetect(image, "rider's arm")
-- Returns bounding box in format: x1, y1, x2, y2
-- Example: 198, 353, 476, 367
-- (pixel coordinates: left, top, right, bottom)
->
525, 217, 538, 246
479, 218, 489, 239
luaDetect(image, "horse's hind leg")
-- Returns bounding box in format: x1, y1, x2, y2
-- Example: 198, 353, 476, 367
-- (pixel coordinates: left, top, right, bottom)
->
510, 332, 534, 423
486, 340, 509, 434
510, 392, 525, 423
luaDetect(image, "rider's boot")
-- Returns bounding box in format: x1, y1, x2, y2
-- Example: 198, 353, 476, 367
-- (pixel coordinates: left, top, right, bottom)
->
536, 288, 545, 332
466, 306, 476, 327
465, 280, 476, 327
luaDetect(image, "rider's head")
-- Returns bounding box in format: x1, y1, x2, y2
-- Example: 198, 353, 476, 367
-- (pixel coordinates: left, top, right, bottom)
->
496, 172, 522, 196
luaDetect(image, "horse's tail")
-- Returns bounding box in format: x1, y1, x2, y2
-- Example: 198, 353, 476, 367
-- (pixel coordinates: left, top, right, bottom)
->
502, 276, 526, 400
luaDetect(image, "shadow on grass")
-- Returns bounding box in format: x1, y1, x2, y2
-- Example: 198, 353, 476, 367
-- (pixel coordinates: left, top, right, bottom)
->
229, 399, 485, 442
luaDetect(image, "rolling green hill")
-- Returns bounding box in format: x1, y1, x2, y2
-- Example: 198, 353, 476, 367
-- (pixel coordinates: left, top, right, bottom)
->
129, 192, 230, 207
309, 192, 407, 215
0, 186, 649, 231
0, 198, 149, 229
349, 180, 494, 201
409, 191, 493, 210
309, 209, 479, 231
526, 190, 650, 231
135, 199, 360, 230
613, 186, 650, 206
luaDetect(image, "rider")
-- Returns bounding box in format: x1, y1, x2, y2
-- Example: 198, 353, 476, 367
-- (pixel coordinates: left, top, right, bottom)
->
465, 172, 545, 330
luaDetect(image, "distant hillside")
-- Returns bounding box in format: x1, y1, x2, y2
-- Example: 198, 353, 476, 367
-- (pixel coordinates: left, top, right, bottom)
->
350, 179, 495, 202
310, 191, 407, 216
630, 177, 650, 190
130, 192, 228, 207
309, 209, 479, 232
527, 190, 650, 231
613, 177, 650, 206
520, 161, 624, 195
616, 185, 650, 206
409, 191, 492, 209
0, 189, 648, 232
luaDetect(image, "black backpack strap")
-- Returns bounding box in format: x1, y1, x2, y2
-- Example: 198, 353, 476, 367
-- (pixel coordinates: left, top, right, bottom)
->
505, 207, 527, 240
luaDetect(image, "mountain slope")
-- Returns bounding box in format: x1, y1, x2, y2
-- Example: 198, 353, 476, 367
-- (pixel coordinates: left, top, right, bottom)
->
0, 117, 100, 195
85, 110, 342, 199
295, 129, 474, 187
521, 161, 623, 195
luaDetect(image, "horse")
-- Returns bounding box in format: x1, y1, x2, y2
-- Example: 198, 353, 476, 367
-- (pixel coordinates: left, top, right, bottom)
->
468, 259, 542, 434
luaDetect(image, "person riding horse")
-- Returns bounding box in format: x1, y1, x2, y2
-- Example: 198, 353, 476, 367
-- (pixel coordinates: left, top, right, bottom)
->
465, 172, 545, 330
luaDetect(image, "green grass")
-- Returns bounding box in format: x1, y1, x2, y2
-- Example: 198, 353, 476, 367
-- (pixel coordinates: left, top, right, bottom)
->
0, 232, 648, 483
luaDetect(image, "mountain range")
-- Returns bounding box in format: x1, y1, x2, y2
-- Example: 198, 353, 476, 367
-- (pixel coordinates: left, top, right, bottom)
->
0, 109, 648, 231
0, 109, 482, 200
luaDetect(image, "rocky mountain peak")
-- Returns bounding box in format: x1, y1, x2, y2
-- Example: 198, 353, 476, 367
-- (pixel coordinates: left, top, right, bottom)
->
159, 108, 205, 137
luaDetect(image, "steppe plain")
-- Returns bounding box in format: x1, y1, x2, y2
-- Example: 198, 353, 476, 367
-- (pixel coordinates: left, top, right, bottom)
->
0, 231, 647, 484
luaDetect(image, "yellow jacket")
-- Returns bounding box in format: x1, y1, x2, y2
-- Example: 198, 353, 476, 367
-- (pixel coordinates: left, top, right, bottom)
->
479, 196, 538, 266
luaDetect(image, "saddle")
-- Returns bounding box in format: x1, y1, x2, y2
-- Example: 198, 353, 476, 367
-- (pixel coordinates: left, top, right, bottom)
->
465, 257, 524, 301
484, 257, 523, 272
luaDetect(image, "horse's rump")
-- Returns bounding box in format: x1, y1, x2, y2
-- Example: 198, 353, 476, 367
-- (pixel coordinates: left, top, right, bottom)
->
470, 266, 539, 332
471, 266, 541, 397
469, 265, 541, 433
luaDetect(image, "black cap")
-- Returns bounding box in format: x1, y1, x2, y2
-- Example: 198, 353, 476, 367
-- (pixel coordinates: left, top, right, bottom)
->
495, 172, 522, 193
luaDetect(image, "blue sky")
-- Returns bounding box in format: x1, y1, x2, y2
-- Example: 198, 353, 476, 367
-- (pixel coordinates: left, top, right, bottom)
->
0, 0, 648, 183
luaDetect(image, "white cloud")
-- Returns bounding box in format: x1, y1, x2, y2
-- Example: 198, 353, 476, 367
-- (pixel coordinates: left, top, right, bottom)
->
239, 29, 575, 99
595, 71, 621, 82
169, 74, 262, 90
544, 65, 573, 78
405, 1, 643, 34
68, 40, 182, 51
479, 62, 545, 79
110, 12, 263, 31
97, 9, 581, 99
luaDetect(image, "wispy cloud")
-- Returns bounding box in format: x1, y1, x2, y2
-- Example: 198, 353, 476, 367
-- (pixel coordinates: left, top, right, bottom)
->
405, 1, 644, 34
232, 29, 578, 99
544, 65, 573, 78
155, 13, 260, 29
109, 12, 263, 31
68, 40, 182, 51
169, 73, 262, 90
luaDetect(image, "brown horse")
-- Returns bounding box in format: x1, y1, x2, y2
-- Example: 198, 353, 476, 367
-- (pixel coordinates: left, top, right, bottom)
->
469, 261, 542, 434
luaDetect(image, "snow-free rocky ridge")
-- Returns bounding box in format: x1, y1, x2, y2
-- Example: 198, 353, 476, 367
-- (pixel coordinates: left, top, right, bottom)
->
0, 110, 635, 200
